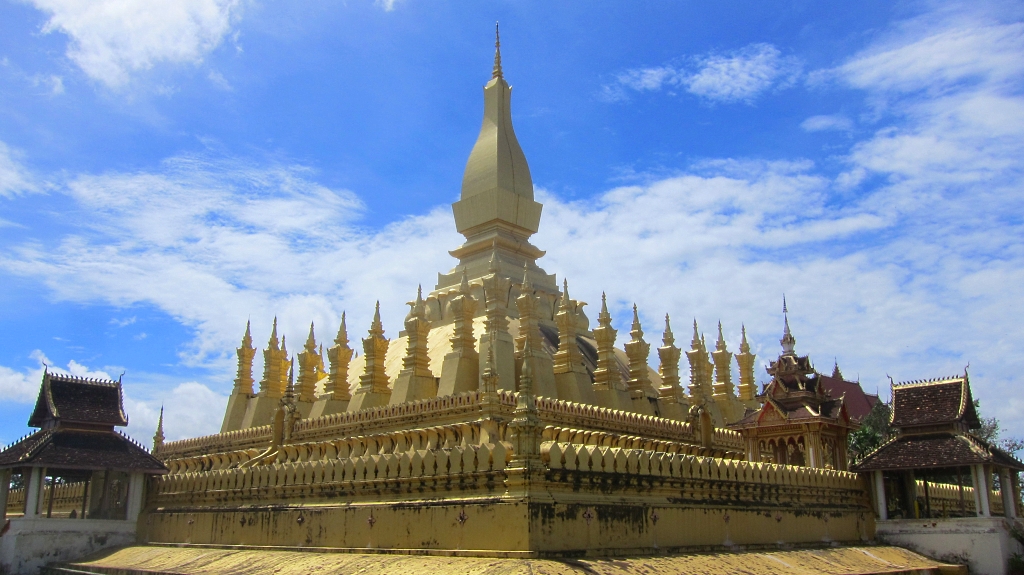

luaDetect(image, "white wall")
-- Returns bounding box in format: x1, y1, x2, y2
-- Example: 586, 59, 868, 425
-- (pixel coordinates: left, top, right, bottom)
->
876, 517, 1023, 575
0, 517, 136, 575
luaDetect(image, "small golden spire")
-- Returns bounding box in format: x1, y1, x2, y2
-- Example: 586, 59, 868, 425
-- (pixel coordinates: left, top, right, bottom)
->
493, 22, 503, 80
335, 312, 348, 347
268, 317, 280, 351
152, 405, 165, 450
631, 304, 643, 339
305, 322, 316, 352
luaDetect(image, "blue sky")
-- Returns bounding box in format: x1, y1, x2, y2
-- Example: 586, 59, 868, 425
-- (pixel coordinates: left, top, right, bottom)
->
1, 0, 1023, 446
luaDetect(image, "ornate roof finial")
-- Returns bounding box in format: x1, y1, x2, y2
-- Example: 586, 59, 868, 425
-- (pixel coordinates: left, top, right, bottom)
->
663, 314, 674, 346
780, 295, 796, 355
832, 358, 843, 380
305, 322, 316, 352
152, 405, 165, 450
740, 324, 750, 353
335, 312, 349, 347
560, 279, 571, 310
521, 261, 532, 290
691, 319, 701, 347
370, 301, 383, 336
459, 268, 471, 294
631, 304, 643, 337
284, 358, 295, 401
598, 292, 612, 327
716, 321, 727, 351
493, 22, 503, 80
269, 316, 280, 350
242, 320, 252, 347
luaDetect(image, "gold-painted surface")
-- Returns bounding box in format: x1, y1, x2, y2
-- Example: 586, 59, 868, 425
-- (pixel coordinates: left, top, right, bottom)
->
63, 545, 964, 575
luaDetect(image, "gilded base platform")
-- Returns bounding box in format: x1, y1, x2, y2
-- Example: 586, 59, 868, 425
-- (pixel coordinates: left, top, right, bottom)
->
46, 545, 966, 575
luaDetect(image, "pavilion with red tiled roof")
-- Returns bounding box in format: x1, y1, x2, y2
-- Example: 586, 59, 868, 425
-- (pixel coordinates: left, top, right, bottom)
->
727, 304, 862, 471
853, 374, 1022, 521
0, 371, 166, 575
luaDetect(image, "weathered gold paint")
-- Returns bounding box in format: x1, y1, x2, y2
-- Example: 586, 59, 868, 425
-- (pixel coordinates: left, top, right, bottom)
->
61, 545, 966, 575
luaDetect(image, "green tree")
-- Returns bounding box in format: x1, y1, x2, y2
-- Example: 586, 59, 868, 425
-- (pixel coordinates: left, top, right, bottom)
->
848, 401, 892, 464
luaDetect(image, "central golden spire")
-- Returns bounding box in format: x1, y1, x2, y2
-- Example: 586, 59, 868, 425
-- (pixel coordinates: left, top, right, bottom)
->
493, 22, 503, 80
442, 26, 551, 297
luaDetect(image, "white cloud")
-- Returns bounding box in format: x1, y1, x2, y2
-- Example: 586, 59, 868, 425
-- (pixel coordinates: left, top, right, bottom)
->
0, 350, 223, 442
682, 44, 801, 103
0, 351, 114, 405
27, 0, 242, 88
801, 114, 853, 132
122, 381, 227, 442
1, 154, 460, 373
375, 0, 403, 11
0, 141, 38, 197
604, 43, 802, 104
31, 74, 65, 95
0, 365, 40, 404
110, 316, 137, 327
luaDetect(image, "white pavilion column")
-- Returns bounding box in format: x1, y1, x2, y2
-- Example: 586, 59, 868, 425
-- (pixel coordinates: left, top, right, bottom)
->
873, 470, 888, 520
126, 472, 145, 521
0, 468, 10, 522
23, 467, 44, 518
1000, 469, 1017, 518
974, 464, 991, 517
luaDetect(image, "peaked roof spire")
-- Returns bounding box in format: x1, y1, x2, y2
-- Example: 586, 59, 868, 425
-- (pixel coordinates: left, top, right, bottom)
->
780, 295, 797, 355
631, 304, 643, 338
268, 317, 280, 351
305, 322, 316, 352
152, 405, 165, 450
335, 312, 349, 347
663, 314, 675, 346
598, 292, 612, 327
832, 358, 843, 380
370, 301, 383, 336
493, 22, 503, 80
716, 320, 727, 351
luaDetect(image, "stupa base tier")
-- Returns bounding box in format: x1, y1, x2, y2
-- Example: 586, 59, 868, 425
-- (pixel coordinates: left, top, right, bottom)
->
140, 471, 873, 557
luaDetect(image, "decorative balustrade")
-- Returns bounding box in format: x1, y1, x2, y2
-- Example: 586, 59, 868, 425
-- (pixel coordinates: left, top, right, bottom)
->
6, 486, 24, 514
153, 423, 863, 511
541, 425, 739, 460
543, 441, 863, 492
153, 440, 510, 505
5, 482, 87, 516
158, 391, 746, 473
907, 480, 1012, 517
156, 425, 272, 460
